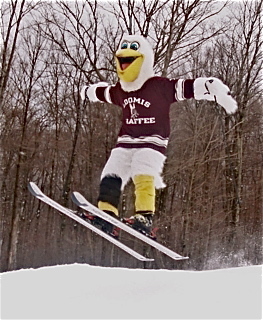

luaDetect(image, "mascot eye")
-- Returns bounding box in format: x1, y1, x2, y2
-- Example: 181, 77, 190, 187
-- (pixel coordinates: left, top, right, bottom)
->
130, 42, 139, 50
121, 41, 128, 49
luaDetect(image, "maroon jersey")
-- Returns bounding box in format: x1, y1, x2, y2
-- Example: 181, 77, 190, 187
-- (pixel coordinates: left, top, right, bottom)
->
96, 76, 194, 154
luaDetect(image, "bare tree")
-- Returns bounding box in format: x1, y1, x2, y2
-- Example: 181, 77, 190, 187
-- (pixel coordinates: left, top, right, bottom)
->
153, 0, 228, 77
0, 0, 41, 109
205, 0, 262, 228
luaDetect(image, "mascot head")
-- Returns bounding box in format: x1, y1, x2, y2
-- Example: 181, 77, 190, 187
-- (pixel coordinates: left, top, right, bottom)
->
115, 34, 155, 92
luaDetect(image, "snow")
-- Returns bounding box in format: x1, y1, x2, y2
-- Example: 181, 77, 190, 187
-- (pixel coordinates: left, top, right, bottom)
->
1, 264, 262, 320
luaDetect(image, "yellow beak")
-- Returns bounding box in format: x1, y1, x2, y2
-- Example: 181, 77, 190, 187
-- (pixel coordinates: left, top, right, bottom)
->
115, 49, 144, 82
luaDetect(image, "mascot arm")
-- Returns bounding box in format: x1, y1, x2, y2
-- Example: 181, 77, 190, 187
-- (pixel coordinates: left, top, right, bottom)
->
80, 82, 109, 102
194, 77, 238, 114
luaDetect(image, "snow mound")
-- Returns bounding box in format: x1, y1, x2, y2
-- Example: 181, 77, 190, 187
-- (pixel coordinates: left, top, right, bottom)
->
1, 264, 262, 319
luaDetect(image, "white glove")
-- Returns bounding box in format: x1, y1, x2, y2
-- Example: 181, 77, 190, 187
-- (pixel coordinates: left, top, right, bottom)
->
194, 77, 238, 114
80, 82, 109, 102
80, 85, 89, 100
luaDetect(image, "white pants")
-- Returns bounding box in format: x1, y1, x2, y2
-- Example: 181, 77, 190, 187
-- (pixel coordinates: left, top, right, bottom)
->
101, 147, 167, 189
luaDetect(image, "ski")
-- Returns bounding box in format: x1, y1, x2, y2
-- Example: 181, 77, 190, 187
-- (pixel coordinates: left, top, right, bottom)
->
28, 182, 154, 262
71, 191, 188, 261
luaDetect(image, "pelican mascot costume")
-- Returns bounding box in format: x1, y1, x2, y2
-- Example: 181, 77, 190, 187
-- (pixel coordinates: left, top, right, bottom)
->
81, 34, 237, 236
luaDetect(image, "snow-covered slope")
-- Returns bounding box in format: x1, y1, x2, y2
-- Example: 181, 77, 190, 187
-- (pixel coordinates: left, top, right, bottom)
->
1, 264, 262, 319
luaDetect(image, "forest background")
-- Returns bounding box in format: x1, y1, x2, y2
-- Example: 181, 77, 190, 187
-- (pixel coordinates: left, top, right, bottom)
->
0, 0, 262, 272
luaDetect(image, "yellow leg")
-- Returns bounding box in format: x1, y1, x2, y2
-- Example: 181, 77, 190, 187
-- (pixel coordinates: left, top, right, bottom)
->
98, 201, 119, 217
133, 175, 155, 213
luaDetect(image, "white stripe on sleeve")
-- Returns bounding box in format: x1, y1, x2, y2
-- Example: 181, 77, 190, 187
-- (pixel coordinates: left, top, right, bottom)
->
175, 79, 185, 101
104, 86, 112, 104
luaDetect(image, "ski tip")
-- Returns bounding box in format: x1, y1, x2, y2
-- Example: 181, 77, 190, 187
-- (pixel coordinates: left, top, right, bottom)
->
71, 192, 81, 206
71, 191, 87, 206
175, 256, 189, 260
140, 258, 155, 262
28, 181, 43, 197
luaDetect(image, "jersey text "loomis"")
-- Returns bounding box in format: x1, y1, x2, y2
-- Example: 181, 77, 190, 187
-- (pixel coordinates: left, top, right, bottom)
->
123, 97, 151, 109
